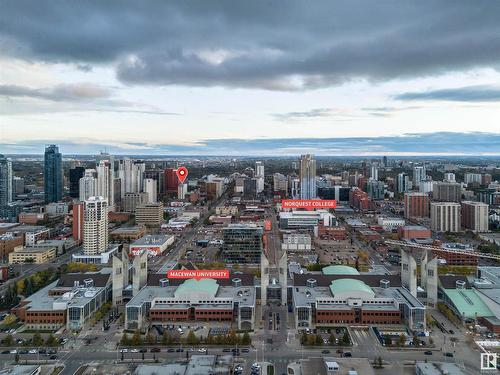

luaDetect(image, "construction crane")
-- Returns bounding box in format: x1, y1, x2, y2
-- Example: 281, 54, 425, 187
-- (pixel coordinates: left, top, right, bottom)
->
385, 240, 500, 261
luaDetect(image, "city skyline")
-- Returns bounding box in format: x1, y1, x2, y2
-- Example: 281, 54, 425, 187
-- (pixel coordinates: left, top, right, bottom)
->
1, 1, 500, 155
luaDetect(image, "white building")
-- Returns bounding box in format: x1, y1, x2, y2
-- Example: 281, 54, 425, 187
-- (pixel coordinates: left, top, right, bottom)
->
430, 202, 461, 232
83, 196, 108, 255
443, 173, 456, 182
419, 180, 435, 194
377, 216, 405, 231
300, 154, 316, 199
413, 166, 426, 183
370, 165, 379, 181
79, 169, 96, 201
281, 233, 312, 252
143, 178, 158, 203
255, 161, 265, 178
177, 183, 188, 199
96, 160, 114, 210
464, 173, 482, 184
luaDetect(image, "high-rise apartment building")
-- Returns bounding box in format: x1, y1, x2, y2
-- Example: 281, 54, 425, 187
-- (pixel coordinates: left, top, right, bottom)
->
413, 166, 426, 183
69, 166, 85, 198
370, 165, 379, 181
96, 160, 114, 209
164, 168, 179, 193
443, 173, 456, 182
366, 179, 385, 200
44, 145, 62, 203
123, 192, 149, 213
299, 154, 316, 199
397, 173, 410, 193
222, 224, 263, 264
464, 173, 482, 185
118, 158, 143, 198
72, 202, 84, 245
433, 182, 461, 202
404, 192, 430, 219
143, 178, 158, 203
177, 183, 188, 199
0, 155, 13, 210
12, 177, 24, 196
430, 202, 461, 232
79, 169, 97, 202
461, 201, 489, 233
273, 173, 288, 194
83, 196, 108, 255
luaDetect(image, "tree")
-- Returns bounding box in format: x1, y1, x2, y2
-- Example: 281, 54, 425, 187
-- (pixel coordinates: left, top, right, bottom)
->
413, 334, 419, 347
397, 334, 406, 347
315, 334, 323, 346
45, 334, 58, 347
162, 331, 172, 345
300, 332, 307, 345
2, 334, 14, 346
384, 336, 392, 347
121, 333, 130, 346
146, 332, 156, 345
329, 334, 335, 345
33, 333, 44, 346
131, 330, 142, 346
429, 337, 434, 346
15, 353, 19, 364
241, 332, 251, 346
186, 330, 199, 345
341, 331, 350, 346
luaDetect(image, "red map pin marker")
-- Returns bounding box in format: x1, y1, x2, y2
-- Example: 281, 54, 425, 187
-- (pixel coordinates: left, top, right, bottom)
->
176, 167, 188, 184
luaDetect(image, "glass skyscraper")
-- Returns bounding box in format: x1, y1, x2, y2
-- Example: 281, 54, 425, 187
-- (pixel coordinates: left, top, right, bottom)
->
299, 154, 317, 199
44, 145, 63, 203
0, 155, 13, 211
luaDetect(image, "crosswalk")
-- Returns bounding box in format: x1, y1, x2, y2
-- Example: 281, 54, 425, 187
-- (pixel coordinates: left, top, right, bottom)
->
350, 329, 371, 346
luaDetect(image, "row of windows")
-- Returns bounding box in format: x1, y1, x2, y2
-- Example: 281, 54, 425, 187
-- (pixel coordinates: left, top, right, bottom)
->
27, 311, 64, 317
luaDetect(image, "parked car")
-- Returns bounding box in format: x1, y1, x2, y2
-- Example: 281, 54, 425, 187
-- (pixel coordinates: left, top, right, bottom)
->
343, 352, 352, 357
424, 351, 433, 355
444, 352, 454, 358
321, 350, 330, 354
150, 348, 161, 353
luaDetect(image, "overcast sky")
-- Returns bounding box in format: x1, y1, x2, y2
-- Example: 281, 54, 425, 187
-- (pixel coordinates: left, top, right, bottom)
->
1, 1, 500, 155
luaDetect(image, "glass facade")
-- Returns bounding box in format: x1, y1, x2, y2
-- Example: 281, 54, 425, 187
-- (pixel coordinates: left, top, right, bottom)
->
44, 145, 62, 203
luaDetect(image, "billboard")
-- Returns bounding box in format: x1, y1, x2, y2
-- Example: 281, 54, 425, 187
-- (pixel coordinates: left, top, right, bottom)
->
282, 199, 337, 210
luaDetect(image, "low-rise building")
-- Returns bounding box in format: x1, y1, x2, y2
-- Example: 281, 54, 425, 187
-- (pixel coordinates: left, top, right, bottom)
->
398, 225, 431, 240
8, 245, 56, 264
282, 233, 312, 252
110, 226, 146, 242
129, 235, 175, 256
377, 216, 405, 231
215, 205, 238, 216
0, 233, 24, 261
125, 276, 256, 331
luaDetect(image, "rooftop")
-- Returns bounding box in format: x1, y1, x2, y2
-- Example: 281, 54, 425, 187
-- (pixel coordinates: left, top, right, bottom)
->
442, 288, 493, 319
329, 278, 375, 298
131, 234, 174, 246
322, 265, 359, 276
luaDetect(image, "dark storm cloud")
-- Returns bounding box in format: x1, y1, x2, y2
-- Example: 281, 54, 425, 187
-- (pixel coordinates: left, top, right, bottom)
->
2, 132, 499, 155
395, 86, 500, 102
1, 1, 500, 90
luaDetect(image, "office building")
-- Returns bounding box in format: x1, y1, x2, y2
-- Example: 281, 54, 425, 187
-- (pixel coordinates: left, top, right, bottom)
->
9, 245, 57, 264
12, 176, 24, 196
123, 192, 149, 213
44, 145, 63, 203
433, 182, 461, 202
83, 196, 108, 255
243, 178, 257, 199
299, 154, 316, 199
129, 234, 174, 256
413, 166, 426, 183
143, 178, 158, 203
461, 201, 489, 233
164, 168, 179, 193
430, 202, 461, 232
279, 210, 336, 230
0, 155, 13, 213
281, 233, 312, 252
69, 166, 85, 199
366, 179, 385, 200
222, 224, 263, 264
79, 169, 97, 202
404, 192, 430, 219
72, 202, 84, 245
206, 180, 223, 201
273, 173, 288, 195
397, 173, 410, 193
135, 202, 164, 227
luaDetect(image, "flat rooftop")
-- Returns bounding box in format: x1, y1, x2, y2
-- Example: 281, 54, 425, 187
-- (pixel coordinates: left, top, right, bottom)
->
131, 234, 174, 246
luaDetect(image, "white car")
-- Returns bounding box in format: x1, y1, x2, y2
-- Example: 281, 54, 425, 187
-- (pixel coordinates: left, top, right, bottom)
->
198, 348, 207, 353
130, 349, 139, 353
28, 349, 37, 354
120, 349, 128, 353
9, 350, 17, 354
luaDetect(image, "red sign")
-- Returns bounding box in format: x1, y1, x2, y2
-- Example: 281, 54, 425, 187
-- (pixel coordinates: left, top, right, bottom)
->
176, 167, 188, 184
282, 199, 337, 210
167, 269, 230, 281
